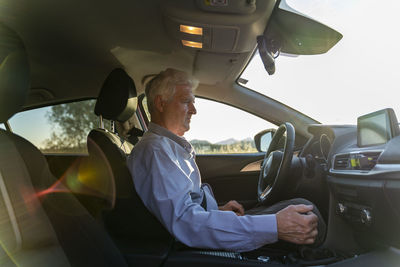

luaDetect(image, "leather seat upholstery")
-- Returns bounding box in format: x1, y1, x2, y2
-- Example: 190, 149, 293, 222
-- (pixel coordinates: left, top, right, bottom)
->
0, 23, 127, 266
87, 68, 172, 243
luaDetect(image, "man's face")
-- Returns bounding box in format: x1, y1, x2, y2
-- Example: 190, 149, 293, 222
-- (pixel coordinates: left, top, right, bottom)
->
161, 84, 196, 136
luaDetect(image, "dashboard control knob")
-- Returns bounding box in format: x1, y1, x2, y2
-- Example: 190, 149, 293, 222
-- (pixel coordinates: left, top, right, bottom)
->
306, 154, 316, 169
360, 209, 372, 225
337, 203, 347, 214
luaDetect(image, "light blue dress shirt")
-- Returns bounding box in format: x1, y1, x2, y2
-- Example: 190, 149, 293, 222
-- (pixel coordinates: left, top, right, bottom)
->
127, 123, 278, 252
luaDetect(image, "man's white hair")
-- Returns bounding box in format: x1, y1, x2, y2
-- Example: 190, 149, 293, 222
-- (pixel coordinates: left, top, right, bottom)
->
144, 68, 198, 114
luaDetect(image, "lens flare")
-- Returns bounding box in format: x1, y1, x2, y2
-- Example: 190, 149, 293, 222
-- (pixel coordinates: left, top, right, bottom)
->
35, 139, 116, 209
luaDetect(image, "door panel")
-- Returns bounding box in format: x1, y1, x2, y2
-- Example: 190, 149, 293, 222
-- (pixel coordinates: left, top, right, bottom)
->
46, 154, 88, 179
196, 153, 264, 210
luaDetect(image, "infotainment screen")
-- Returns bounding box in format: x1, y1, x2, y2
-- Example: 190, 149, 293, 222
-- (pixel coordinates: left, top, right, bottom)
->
357, 108, 400, 147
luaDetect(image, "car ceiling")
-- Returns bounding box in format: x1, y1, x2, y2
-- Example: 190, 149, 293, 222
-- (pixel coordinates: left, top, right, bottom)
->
0, 0, 276, 108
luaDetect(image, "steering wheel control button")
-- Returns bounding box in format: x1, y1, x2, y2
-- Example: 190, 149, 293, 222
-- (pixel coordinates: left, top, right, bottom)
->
360, 209, 372, 225
337, 202, 347, 214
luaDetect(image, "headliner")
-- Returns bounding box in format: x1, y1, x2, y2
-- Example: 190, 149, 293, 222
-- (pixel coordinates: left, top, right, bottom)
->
0, 0, 275, 108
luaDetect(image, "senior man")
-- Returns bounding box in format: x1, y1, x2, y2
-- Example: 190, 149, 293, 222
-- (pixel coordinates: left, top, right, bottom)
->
128, 68, 325, 252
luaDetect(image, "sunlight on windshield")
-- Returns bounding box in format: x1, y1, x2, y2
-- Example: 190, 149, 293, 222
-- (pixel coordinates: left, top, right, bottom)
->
240, 0, 400, 124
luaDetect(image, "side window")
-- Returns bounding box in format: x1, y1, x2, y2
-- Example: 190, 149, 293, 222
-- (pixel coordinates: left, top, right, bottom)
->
138, 96, 277, 154
8, 99, 106, 154
186, 99, 277, 154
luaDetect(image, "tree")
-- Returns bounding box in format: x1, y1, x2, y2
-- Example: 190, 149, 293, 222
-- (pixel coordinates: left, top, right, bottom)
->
43, 100, 99, 153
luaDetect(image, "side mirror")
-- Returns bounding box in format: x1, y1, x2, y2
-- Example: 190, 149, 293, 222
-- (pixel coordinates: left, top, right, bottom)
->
254, 129, 276, 152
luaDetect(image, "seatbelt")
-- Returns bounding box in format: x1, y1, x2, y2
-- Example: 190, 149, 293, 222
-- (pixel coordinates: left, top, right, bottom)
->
200, 183, 213, 211
4, 121, 12, 132
0, 170, 22, 250
200, 189, 207, 210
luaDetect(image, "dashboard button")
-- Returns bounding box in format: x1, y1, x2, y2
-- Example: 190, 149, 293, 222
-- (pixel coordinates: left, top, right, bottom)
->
360, 209, 372, 225
337, 202, 347, 214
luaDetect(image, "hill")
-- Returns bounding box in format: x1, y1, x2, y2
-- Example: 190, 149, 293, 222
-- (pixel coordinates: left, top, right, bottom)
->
189, 137, 256, 154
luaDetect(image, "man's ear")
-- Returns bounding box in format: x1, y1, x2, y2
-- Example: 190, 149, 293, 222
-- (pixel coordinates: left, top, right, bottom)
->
154, 95, 164, 112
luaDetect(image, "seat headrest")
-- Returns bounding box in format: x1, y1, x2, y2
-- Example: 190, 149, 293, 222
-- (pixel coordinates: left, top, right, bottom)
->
94, 68, 137, 122
0, 23, 30, 123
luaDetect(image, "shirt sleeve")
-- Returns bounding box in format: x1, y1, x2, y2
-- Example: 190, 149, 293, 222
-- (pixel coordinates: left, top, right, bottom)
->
129, 142, 278, 252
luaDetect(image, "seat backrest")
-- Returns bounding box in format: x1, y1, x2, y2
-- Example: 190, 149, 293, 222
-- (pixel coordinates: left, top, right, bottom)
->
87, 68, 172, 242
0, 131, 70, 266
0, 23, 127, 267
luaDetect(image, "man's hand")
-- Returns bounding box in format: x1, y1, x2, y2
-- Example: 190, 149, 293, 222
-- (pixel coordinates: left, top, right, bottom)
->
219, 200, 245, 216
276, 204, 318, 245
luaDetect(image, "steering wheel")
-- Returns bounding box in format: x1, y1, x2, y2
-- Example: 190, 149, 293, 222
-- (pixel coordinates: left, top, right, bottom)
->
258, 122, 295, 204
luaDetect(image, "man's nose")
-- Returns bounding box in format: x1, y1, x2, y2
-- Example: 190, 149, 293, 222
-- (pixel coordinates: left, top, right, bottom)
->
189, 103, 197, 114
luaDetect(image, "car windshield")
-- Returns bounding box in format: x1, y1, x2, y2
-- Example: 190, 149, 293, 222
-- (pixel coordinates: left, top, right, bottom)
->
240, 0, 400, 125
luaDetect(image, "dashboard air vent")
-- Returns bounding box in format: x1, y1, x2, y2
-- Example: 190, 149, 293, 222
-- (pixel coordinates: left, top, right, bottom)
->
333, 151, 382, 171
359, 152, 381, 170
334, 154, 350, 169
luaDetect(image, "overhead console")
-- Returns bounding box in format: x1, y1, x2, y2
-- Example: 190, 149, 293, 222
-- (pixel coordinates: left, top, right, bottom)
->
162, 0, 274, 53
195, 0, 257, 14
160, 0, 275, 85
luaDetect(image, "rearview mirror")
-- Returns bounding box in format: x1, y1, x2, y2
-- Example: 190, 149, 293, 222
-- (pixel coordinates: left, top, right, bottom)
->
256, 35, 280, 75
254, 129, 276, 152
264, 0, 342, 56
257, 0, 343, 76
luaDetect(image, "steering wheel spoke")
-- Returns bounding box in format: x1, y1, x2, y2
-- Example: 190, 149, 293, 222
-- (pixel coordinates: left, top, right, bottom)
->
260, 185, 272, 200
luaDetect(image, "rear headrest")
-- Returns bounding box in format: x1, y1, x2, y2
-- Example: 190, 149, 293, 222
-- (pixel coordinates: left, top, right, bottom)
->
94, 68, 137, 122
0, 23, 30, 123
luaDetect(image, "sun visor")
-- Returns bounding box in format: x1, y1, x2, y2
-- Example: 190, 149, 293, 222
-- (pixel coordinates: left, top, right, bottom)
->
265, 1, 342, 55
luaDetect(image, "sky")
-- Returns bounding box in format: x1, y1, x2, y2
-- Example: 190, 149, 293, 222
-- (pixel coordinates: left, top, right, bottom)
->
184, 98, 275, 143
9, 107, 53, 148
241, 0, 400, 125
7, 0, 400, 146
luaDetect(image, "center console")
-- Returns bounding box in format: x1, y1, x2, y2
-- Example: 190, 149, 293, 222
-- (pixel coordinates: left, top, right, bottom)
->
328, 108, 400, 248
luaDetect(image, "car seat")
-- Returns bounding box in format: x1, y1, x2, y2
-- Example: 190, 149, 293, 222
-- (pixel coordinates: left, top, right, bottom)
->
87, 68, 172, 248
0, 23, 128, 267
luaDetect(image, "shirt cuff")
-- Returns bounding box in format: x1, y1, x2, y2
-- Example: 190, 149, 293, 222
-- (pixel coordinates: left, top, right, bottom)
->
250, 214, 279, 245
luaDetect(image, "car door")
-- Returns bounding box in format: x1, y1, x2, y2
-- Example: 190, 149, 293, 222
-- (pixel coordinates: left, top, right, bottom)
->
196, 153, 264, 209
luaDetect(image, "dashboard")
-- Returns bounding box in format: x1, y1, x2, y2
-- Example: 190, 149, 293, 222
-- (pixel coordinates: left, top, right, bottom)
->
301, 110, 400, 249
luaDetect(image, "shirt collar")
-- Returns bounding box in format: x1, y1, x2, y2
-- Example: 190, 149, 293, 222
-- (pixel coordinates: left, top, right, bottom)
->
148, 122, 194, 154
